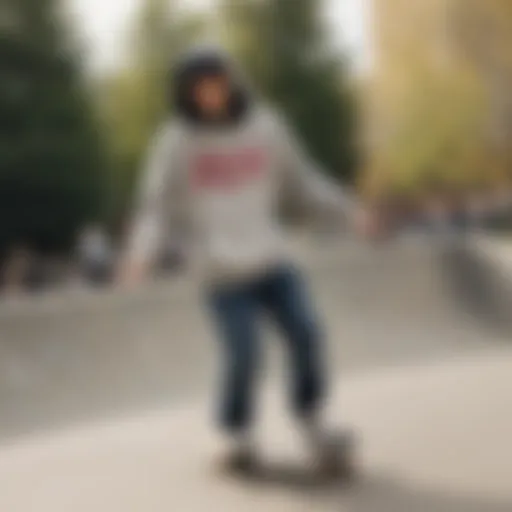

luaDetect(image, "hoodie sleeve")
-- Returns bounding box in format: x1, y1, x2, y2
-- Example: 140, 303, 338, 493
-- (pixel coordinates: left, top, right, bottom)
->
271, 112, 358, 221
125, 122, 186, 266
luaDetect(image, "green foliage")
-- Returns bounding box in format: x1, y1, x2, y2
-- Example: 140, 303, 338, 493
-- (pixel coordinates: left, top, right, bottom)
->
0, 0, 107, 254
102, 0, 358, 228
379, 65, 487, 195
220, 0, 359, 184
102, 0, 204, 230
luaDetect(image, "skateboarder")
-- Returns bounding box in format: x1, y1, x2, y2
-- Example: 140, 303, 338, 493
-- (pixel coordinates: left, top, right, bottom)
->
119, 48, 373, 476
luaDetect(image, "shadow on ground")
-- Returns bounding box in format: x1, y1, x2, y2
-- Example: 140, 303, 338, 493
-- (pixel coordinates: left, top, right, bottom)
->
336, 475, 512, 512
241, 471, 512, 511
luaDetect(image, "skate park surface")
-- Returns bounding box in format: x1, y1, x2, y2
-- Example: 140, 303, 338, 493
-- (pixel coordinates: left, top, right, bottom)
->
1, 235, 511, 511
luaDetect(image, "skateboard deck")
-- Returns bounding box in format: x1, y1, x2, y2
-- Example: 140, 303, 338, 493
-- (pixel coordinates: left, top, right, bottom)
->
215, 436, 358, 488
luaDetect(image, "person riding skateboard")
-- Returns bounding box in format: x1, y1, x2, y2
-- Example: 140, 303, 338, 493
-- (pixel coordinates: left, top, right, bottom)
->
119, 47, 375, 476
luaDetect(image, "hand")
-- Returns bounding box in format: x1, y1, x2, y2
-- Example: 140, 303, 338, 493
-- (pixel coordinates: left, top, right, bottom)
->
352, 206, 384, 240
116, 259, 148, 289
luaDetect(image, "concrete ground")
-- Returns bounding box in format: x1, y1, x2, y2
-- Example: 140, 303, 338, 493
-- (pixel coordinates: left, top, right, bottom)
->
0, 235, 511, 511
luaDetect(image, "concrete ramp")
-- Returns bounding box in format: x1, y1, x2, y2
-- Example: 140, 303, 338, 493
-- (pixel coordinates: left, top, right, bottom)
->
0, 237, 510, 441
0, 351, 511, 511
0, 236, 511, 511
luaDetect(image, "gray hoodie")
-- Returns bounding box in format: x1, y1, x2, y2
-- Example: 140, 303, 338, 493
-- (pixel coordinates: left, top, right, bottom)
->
127, 52, 356, 284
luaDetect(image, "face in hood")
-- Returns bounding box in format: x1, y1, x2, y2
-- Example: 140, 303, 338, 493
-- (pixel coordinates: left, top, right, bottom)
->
172, 48, 252, 127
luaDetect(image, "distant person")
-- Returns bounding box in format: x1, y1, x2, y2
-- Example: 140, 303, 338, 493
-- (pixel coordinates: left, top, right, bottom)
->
466, 193, 490, 233
78, 225, 113, 286
1, 245, 32, 296
118, 48, 376, 476
422, 192, 459, 236
444, 191, 469, 234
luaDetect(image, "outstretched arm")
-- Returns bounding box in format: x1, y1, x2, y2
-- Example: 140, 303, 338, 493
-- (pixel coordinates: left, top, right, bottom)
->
273, 113, 360, 227
118, 123, 185, 285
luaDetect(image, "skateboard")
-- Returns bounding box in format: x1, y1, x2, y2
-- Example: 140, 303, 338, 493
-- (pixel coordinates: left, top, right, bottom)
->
216, 431, 358, 488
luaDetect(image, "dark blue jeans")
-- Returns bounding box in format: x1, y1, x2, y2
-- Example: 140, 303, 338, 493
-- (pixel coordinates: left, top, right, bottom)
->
207, 263, 326, 433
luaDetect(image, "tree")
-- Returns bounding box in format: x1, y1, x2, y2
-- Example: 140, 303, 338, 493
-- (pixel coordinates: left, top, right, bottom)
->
102, 0, 204, 230
370, 63, 487, 196
220, 0, 359, 184
0, 0, 107, 255
452, 0, 512, 184
364, 0, 512, 199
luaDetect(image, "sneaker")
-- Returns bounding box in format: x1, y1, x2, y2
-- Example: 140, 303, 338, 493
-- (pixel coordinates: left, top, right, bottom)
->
314, 429, 357, 480
219, 445, 260, 477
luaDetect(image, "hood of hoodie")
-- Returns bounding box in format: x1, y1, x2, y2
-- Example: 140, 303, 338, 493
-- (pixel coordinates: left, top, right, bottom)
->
171, 47, 253, 127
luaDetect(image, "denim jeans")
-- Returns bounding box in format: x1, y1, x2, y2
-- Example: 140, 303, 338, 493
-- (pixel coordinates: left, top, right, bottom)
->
207, 263, 326, 433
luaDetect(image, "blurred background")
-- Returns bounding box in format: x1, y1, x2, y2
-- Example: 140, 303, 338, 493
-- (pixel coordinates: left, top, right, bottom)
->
0, 1, 512, 511
0, 0, 511, 292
